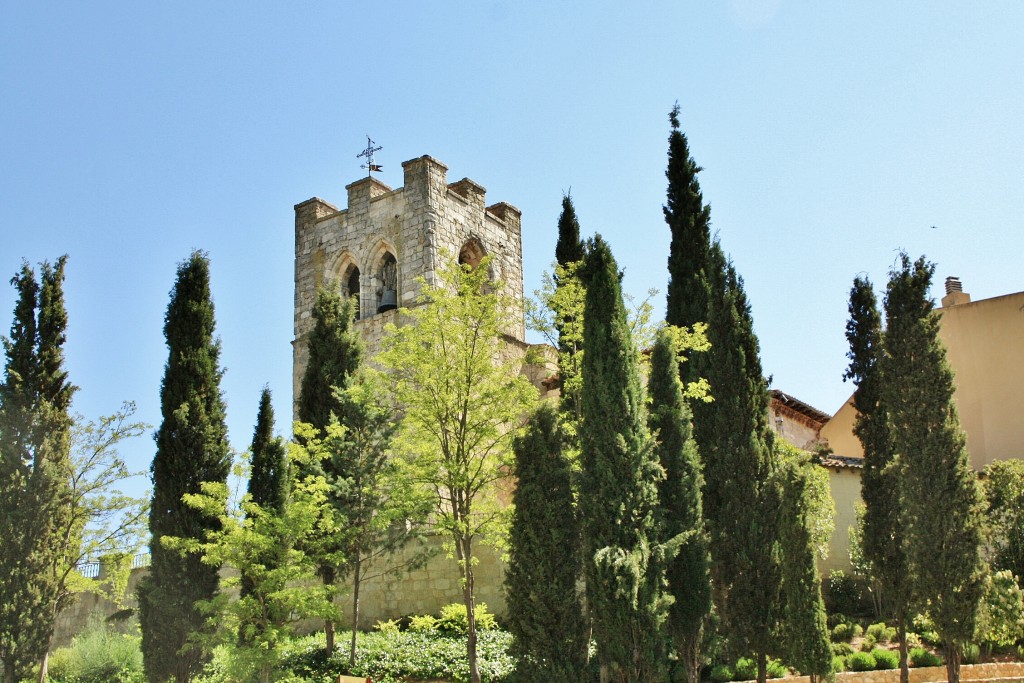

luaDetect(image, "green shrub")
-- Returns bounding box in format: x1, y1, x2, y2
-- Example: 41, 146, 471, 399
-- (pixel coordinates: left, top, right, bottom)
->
962, 642, 980, 665
436, 602, 498, 634
832, 642, 854, 656
852, 623, 864, 638
860, 633, 878, 652
408, 614, 439, 632
766, 659, 788, 679
709, 664, 734, 683
374, 618, 400, 634
825, 570, 871, 616
282, 629, 515, 683
831, 655, 847, 672
847, 651, 876, 672
734, 657, 757, 680
831, 622, 854, 642
871, 648, 898, 670
827, 611, 848, 628
909, 647, 942, 668
866, 622, 896, 643
47, 622, 145, 683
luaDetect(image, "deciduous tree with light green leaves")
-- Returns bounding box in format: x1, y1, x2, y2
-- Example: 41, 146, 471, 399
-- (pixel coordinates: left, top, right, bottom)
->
882, 254, 985, 683
162, 447, 339, 683
377, 256, 535, 683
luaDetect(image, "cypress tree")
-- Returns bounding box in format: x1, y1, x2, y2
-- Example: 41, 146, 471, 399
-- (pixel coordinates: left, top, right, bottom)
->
580, 235, 666, 683
139, 251, 231, 683
702, 245, 781, 683
648, 328, 711, 683
882, 255, 985, 683
776, 453, 832, 681
247, 387, 287, 515
555, 192, 585, 268
664, 103, 713, 385
844, 275, 912, 682
505, 402, 588, 683
238, 387, 289, 645
0, 257, 76, 682
298, 289, 361, 433
295, 287, 362, 653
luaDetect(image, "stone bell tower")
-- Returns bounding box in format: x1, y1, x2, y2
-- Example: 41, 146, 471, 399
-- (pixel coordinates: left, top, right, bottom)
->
292, 155, 527, 404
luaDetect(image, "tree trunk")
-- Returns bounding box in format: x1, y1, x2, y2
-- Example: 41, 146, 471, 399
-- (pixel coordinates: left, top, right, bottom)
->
757, 651, 767, 683
37, 651, 48, 683
945, 641, 961, 683
349, 556, 362, 667
321, 566, 336, 654
681, 628, 702, 683
457, 533, 481, 683
897, 612, 909, 683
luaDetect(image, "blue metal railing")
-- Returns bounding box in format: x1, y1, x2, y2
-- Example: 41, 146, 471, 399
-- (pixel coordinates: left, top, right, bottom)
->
76, 552, 150, 579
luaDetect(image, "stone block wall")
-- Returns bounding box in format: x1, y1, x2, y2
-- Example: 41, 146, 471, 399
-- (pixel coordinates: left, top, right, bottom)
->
293, 156, 526, 407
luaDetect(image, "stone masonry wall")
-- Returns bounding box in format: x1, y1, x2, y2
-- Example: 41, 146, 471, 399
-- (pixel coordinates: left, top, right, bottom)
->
293, 155, 526, 405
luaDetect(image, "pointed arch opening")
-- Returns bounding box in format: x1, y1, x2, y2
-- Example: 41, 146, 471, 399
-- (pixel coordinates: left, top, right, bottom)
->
374, 251, 399, 314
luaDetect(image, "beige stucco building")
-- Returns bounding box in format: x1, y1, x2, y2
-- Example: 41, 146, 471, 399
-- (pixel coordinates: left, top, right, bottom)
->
819, 278, 1024, 571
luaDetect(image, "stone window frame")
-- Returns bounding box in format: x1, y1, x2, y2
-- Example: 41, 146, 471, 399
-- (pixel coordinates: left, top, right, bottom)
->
367, 240, 400, 316
328, 251, 363, 320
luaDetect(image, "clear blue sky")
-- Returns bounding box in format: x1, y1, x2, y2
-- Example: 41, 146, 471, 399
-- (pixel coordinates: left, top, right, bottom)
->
3, 2, 1022, 487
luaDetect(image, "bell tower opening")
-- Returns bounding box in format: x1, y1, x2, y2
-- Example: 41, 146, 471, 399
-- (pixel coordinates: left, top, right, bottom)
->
375, 252, 398, 314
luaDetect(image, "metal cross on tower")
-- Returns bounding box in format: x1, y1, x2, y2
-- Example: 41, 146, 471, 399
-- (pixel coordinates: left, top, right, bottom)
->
357, 136, 383, 177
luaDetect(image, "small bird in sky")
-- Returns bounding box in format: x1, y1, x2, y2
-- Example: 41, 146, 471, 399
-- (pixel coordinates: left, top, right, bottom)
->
930, 225, 939, 229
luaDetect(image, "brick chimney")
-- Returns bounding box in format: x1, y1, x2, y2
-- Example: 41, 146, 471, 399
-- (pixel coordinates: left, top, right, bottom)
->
941, 276, 971, 308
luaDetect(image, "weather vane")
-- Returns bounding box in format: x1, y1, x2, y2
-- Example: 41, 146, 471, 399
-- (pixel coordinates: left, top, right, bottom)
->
357, 136, 383, 177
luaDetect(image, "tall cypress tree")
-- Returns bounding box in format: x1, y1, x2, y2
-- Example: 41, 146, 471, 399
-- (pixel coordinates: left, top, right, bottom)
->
580, 235, 666, 683
702, 245, 781, 683
555, 192, 585, 269
664, 104, 713, 386
139, 251, 231, 683
296, 288, 362, 653
247, 387, 287, 515
844, 275, 912, 682
238, 387, 289, 645
0, 257, 76, 682
882, 255, 985, 683
648, 328, 711, 683
776, 453, 832, 681
298, 290, 361, 433
505, 403, 588, 683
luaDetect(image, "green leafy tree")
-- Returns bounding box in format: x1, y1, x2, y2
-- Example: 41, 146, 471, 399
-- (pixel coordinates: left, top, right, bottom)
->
377, 256, 536, 683
775, 445, 832, 682
0, 257, 77, 683
648, 327, 711, 683
983, 459, 1024, 582
843, 274, 912, 682
163, 457, 339, 683
139, 251, 231, 683
505, 402, 588, 682
328, 370, 428, 667
296, 288, 362, 654
882, 254, 985, 683
579, 235, 668, 683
